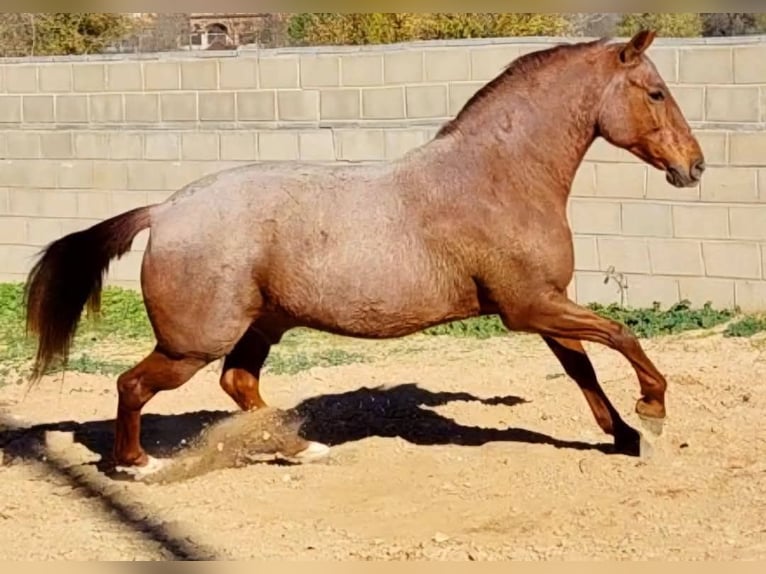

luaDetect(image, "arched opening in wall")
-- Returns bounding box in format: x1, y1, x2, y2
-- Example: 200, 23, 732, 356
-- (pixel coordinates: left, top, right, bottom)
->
205, 23, 230, 49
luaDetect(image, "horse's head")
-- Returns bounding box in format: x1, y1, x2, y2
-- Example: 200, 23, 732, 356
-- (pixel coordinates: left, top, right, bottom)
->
597, 29, 705, 188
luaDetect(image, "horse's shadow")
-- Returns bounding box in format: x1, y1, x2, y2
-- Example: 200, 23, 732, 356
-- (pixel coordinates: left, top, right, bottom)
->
0, 382, 612, 466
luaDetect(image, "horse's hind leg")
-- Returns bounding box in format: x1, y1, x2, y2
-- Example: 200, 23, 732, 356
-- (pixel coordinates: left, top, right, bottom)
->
113, 348, 208, 478
542, 336, 641, 455
219, 327, 330, 462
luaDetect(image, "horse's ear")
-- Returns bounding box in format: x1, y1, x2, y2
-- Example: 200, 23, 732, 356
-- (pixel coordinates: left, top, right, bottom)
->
619, 29, 656, 64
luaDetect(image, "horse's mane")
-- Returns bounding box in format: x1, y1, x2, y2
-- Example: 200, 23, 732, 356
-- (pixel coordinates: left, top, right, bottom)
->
436, 37, 612, 138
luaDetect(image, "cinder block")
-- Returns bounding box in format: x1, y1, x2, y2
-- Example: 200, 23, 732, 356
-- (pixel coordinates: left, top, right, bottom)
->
58, 161, 94, 189
0, 96, 22, 122
127, 161, 165, 190
729, 206, 766, 240
729, 132, 766, 165
646, 47, 677, 83
336, 129, 385, 161
299, 130, 336, 161
237, 91, 276, 121
384, 51, 423, 84
384, 129, 426, 160
76, 191, 112, 219
678, 277, 735, 309
0, 217, 27, 243
111, 190, 150, 213
38, 64, 72, 92
160, 93, 197, 122
182, 133, 219, 161
73, 64, 105, 92
425, 50, 470, 82
362, 87, 405, 119
341, 55, 383, 86
734, 281, 766, 312
679, 47, 733, 83
7, 187, 66, 215
257, 131, 299, 161
569, 199, 621, 235
143, 61, 180, 90
300, 55, 340, 87
701, 167, 757, 202
278, 90, 319, 121
199, 92, 236, 121
406, 85, 448, 118
648, 239, 703, 276
144, 133, 179, 160
5, 65, 38, 93
74, 133, 109, 159
695, 131, 726, 166
163, 162, 203, 190
111, 251, 144, 282
56, 95, 88, 123
40, 132, 73, 158
621, 202, 673, 237
89, 94, 123, 123
181, 60, 218, 90
625, 275, 680, 309
27, 218, 63, 247
22, 96, 54, 123
703, 241, 761, 279
573, 235, 599, 271
259, 57, 299, 88
125, 94, 159, 123
109, 133, 143, 160
470, 46, 520, 80
0, 245, 40, 275
220, 133, 257, 161
320, 89, 360, 120
220, 59, 259, 89
585, 138, 637, 163
706, 87, 759, 122
93, 163, 129, 190
106, 62, 142, 91
597, 237, 650, 274
672, 204, 729, 239
595, 163, 646, 198
733, 46, 766, 84
575, 272, 622, 305
672, 86, 704, 122
448, 82, 483, 116
4, 133, 40, 158
571, 163, 596, 197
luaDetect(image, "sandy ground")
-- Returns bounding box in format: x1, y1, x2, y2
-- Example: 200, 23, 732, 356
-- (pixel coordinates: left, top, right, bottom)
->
1, 329, 765, 560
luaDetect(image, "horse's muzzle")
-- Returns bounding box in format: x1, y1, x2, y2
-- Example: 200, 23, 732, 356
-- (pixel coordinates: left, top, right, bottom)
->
666, 158, 705, 188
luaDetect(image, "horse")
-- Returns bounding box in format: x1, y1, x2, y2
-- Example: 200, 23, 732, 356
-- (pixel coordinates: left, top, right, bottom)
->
23, 30, 705, 479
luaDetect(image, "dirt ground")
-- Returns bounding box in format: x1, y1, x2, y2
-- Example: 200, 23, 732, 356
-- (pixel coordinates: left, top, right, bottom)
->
1, 328, 765, 560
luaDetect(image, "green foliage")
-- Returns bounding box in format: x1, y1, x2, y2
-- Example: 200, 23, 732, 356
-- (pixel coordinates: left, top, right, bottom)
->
723, 315, 766, 338
617, 13, 704, 37
0, 13, 132, 56
287, 13, 572, 46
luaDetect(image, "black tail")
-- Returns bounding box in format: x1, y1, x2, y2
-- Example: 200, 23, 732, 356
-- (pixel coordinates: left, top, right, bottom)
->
24, 206, 153, 381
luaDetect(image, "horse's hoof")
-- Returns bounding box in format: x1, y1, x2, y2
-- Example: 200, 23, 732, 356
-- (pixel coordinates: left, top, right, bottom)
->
614, 427, 641, 457
281, 441, 330, 463
637, 414, 665, 437
639, 433, 654, 460
114, 455, 169, 481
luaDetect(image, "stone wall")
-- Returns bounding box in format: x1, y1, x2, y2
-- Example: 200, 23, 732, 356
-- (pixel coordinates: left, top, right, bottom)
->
2, 35, 766, 310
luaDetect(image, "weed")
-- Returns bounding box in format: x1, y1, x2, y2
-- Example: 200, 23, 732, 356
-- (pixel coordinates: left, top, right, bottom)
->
723, 315, 766, 338
264, 348, 367, 376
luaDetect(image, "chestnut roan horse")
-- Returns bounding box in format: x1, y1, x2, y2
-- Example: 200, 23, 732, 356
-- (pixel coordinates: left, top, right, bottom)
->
24, 30, 705, 479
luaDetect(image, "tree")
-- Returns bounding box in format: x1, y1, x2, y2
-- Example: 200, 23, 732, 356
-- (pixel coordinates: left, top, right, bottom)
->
287, 13, 572, 46
617, 13, 703, 37
701, 13, 766, 36
0, 13, 132, 57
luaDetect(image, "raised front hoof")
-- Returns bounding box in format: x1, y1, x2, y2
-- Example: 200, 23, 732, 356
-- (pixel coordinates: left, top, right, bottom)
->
277, 441, 331, 464
113, 455, 170, 481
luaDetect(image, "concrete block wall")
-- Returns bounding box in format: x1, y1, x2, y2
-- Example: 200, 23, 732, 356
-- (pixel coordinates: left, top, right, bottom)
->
2, 35, 766, 310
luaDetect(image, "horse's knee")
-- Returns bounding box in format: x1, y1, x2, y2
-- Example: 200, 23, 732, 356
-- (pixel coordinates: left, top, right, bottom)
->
116, 372, 147, 410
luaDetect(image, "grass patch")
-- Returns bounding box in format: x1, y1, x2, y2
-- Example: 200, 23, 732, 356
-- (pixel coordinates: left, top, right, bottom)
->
1, 280, 764, 380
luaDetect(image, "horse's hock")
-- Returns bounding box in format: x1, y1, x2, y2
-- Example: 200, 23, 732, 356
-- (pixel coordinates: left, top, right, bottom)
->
1, 34, 766, 312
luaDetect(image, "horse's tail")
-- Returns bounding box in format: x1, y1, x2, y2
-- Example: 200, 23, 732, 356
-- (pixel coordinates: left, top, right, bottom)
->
24, 205, 154, 382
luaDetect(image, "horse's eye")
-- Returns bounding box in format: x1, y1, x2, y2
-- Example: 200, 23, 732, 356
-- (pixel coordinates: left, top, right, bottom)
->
648, 90, 665, 102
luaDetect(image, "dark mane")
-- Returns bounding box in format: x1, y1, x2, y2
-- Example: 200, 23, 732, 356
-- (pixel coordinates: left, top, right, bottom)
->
436, 37, 611, 138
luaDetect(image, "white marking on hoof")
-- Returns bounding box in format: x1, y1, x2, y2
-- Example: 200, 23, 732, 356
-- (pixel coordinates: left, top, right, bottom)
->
281, 441, 330, 463
115, 455, 169, 481
638, 415, 665, 437
639, 433, 654, 460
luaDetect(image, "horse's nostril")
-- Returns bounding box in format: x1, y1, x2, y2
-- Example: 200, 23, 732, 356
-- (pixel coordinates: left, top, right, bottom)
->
691, 158, 706, 178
